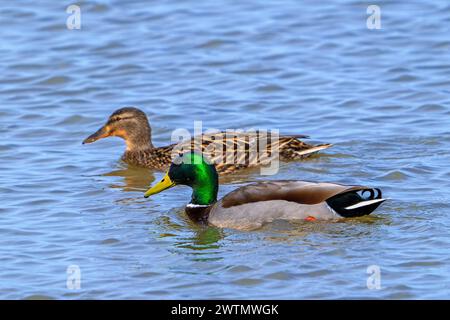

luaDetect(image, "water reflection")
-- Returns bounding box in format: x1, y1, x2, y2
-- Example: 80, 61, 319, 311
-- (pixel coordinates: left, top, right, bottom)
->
154, 209, 225, 262
261, 214, 390, 243
173, 226, 225, 262
175, 226, 225, 251
103, 164, 157, 192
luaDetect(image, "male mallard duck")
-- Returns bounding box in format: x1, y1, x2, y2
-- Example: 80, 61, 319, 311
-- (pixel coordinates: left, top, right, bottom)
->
82, 107, 332, 175
144, 152, 386, 230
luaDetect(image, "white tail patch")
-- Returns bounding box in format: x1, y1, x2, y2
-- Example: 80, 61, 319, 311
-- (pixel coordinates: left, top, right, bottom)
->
295, 144, 333, 156
345, 198, 386, 210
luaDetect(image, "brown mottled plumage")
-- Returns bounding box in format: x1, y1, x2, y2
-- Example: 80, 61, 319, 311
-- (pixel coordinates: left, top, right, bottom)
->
82, 107, 332, 175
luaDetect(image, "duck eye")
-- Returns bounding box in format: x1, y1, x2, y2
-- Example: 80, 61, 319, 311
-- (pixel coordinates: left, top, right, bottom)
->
108, 117, 121, 124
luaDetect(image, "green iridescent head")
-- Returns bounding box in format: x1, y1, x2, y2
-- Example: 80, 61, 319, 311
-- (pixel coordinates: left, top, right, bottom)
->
144, 152, 218, 206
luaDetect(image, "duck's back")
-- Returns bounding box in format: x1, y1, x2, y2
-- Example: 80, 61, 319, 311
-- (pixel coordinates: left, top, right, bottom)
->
168, 131, 332, 175
122, 131, 331, 174
207, 181, 383, 230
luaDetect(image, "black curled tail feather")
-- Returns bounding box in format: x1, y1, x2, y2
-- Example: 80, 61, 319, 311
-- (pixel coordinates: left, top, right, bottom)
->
326, 188, 385, 218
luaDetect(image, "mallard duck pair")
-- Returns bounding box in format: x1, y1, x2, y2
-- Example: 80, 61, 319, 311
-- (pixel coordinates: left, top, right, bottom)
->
84, 107, 385, 230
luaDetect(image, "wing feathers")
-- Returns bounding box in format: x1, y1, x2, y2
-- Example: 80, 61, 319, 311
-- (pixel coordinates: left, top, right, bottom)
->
168, 131, 330, 174
220, 181, 360, 208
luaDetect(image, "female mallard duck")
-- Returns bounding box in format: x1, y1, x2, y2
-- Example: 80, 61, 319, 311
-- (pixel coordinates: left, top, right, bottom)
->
144, 152, 386, 230
82, 107, 332, 175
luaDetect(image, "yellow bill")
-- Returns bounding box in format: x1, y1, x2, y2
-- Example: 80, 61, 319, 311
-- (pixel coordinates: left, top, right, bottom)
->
144, 172, 175, 198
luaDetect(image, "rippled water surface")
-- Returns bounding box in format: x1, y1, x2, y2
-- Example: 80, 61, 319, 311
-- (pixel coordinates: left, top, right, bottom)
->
1, 0, 450, 299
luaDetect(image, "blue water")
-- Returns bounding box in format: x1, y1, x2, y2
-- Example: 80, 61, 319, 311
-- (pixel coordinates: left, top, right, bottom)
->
0, 0, 449, 299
